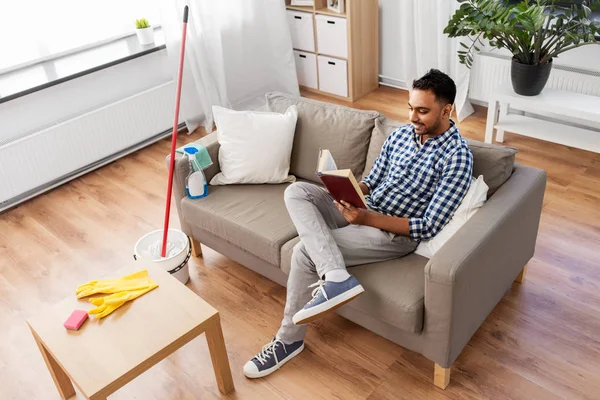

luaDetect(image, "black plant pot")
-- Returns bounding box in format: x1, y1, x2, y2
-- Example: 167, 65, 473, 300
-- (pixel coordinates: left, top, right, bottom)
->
511, 58, 553, 96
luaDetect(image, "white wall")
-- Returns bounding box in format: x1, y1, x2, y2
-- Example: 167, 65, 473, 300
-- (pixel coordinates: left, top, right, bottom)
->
0, 50, 173, 144
554, 46, 600, 72
481, 44, 600, 73
378, 0, 407, 88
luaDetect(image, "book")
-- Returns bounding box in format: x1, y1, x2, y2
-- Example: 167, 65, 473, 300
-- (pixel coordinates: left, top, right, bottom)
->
317, 149, 368, 209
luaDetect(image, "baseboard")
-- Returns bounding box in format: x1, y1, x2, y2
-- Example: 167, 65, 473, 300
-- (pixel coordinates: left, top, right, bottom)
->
379, 75, 408, 90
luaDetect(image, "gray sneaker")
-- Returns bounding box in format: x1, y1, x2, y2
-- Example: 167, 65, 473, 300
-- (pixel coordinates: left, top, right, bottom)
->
292, 276, 364, 325
243, 337, 305, 378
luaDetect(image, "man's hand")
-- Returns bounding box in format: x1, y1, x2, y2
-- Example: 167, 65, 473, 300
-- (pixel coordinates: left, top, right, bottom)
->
334, 200, 367, 225
334, 199, 412, 237
358, 182, 370, 195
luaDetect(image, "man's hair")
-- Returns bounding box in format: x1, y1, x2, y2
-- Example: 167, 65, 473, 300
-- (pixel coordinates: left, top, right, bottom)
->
412, 69, 456, 106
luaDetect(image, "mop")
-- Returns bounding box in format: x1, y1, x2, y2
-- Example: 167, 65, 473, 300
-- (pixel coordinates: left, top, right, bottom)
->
145, 4, 211, 262
161, 5, 190, 259
69, 9, 193, 323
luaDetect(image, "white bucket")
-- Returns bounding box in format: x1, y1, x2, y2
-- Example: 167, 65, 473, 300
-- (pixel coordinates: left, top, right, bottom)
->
133, 229, 191, 284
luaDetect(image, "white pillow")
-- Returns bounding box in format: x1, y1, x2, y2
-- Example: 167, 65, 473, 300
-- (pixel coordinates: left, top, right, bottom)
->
415, 175, 489, 258
210, 105, 298, 185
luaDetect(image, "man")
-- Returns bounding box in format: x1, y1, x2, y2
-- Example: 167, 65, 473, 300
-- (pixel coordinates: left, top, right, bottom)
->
243, 69, 473, 378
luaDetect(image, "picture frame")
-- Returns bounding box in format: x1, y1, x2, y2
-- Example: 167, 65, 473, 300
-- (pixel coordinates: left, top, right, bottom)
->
291, 0, 314, 6
327, 0, 344, 13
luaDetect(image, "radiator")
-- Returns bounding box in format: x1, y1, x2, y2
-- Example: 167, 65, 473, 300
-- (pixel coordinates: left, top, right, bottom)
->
0, 82, 179, 212
469, 53, 600, 104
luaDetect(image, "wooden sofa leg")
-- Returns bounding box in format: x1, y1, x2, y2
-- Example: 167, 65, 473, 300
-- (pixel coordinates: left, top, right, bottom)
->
434, 364, 451, 389
514, 264, 528, 284
190, 237, 202, 257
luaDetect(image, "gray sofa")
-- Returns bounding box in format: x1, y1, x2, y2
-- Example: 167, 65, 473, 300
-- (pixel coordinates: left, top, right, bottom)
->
168, 92, 546, 389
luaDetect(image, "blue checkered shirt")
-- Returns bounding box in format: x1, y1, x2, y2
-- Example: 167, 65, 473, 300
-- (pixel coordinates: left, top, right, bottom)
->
362, 121, 473, 241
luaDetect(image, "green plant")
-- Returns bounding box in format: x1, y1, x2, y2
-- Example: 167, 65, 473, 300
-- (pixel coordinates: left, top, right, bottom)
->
444, 0, 600, 67
135, 18, 151, 29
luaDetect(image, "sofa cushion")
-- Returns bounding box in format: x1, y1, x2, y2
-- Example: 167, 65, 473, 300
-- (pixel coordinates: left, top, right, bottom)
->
181, 183, 297, 266
362, 117, 397, 179
364, 117, 518, 197
281, 238, 428, 333
266, 92, 379, 183
347, 254, 428, 333
467, 140, 518, 196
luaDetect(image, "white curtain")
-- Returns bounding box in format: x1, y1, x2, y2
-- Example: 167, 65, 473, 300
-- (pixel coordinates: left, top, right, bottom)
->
160, 0, 299, 132
399, 0, 474, 122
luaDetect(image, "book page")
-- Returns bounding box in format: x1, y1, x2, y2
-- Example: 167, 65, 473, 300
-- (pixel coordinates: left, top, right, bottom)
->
324, 169, 351, 177
348, 173, 368, 207
317, 149, 338, 174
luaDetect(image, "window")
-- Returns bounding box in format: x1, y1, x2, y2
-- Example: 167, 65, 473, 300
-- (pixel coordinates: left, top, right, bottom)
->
0, 0, 161, 73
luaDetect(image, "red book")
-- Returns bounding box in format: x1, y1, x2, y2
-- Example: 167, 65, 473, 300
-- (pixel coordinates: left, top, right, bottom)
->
317, 149, 367, 209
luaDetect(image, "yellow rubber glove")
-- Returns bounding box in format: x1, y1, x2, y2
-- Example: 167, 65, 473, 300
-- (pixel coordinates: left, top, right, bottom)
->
87, 281, 158, 319
76, 270, 153, 298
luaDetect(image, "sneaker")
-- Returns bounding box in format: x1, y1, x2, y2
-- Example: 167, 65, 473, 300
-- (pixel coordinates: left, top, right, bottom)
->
292, 276, 364, 325
243, 337, 305, 379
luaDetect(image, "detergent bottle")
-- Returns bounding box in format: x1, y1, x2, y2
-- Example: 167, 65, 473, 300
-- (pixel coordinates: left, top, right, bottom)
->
183, 147, 208, 199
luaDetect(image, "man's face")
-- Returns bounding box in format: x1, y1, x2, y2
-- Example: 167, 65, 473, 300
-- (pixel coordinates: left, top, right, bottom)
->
408, 89, 448, 136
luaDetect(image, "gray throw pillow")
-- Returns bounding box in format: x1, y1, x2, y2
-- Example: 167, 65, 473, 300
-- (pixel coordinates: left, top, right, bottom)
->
362, 117, 401, 179
266, 92, 379, 183
466, 139, 518, 196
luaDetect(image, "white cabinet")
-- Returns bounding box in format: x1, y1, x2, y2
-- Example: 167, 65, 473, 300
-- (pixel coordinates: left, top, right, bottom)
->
294, 50, 318, 89
318, 55, 348, 97
315, 14, 348, 59
287, 10, 315, 52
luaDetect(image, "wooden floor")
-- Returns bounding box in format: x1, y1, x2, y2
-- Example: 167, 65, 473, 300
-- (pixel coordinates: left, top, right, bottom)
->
1, 86, 599, 400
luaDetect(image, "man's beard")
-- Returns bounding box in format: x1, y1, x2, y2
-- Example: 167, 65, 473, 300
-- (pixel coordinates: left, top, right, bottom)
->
418, 116, 443, 135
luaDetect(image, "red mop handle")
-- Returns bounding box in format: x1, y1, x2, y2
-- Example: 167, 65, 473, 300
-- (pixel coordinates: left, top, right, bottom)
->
162, 5, 189, 258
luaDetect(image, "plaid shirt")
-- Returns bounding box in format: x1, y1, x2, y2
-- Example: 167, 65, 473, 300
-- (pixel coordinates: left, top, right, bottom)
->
362, 121, 473, 241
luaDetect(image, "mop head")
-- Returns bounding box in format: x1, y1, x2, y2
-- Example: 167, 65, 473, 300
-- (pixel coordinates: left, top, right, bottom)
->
177, 144, 213, 172
142, 239, 187, 260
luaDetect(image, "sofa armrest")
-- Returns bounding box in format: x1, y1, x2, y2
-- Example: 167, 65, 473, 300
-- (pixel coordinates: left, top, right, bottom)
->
165, 132, 221, 235
421, 163, 546, 367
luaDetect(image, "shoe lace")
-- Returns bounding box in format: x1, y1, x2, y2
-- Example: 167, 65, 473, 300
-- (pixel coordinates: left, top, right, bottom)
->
256, 339, 286, 366
307, 280, 328, 304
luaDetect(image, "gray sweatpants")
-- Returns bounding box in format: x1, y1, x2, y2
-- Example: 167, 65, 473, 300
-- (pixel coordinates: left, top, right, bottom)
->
276, 182, 418, 343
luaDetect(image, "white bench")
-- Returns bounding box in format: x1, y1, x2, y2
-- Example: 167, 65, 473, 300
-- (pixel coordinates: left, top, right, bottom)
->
485, 87, 600, 153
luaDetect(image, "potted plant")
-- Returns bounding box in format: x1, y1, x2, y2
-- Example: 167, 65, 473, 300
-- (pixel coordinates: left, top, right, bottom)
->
135, 18, 154, 45
444, 0, 600, 96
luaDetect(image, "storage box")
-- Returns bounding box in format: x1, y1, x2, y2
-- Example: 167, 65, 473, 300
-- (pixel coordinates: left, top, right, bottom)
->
318, 55, 348, 97
291, 0, 314, 6
315, 14, 347, 59
287, 10, 315, 52
294, 50, 318, 89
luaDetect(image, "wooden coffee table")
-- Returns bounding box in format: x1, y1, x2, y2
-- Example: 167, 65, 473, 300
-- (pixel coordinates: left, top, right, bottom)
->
26, 263, 234, 400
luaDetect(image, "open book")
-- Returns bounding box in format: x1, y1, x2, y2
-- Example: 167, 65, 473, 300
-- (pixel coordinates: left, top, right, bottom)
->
317, 149, 368, 209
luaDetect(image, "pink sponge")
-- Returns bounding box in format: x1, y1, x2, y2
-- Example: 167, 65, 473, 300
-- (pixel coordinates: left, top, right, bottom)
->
64, 310, 89, 330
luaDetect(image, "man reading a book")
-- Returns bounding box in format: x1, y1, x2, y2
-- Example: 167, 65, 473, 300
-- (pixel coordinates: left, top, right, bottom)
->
244, 69, 473, 378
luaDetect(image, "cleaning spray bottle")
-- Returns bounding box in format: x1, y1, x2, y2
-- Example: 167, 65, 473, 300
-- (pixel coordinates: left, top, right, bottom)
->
183, 147, 208, 199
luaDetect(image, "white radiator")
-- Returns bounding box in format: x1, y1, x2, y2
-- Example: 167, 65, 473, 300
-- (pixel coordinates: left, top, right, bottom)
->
469, 53, 600, 104
0, 81, 178, 212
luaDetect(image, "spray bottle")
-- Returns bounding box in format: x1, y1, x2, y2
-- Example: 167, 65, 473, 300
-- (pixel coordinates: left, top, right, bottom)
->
183, 147, 208, 199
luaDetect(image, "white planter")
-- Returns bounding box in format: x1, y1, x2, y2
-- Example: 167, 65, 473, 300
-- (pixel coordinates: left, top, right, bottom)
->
136, 27, 154, 45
